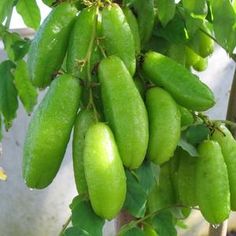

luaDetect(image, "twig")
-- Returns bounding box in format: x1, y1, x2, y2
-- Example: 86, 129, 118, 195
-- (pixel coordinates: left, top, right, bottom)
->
59, 215, 72, 236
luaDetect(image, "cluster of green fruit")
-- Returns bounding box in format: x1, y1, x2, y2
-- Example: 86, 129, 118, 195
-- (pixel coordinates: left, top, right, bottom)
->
22, 0, 233, 228
148, 123, 236, 225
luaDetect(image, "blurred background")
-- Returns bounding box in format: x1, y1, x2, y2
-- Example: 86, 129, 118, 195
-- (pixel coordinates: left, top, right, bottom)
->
0, 1, 236, 235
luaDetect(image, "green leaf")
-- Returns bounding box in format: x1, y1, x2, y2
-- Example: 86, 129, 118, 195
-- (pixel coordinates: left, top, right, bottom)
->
63, 227, 89, 236
14, 59, 37, 113
178, 137, 198, 157
185, 124, 210, 145
210, 0, 236, 53
16, 0, 41, 30
123, 170, 147, 218
152, 210, 177, 236
71, 198, 104, 236
156, 0, 176, 26
154, 14, 189, 44
0, 60, 18, 129
11, 38, 30, 61
176, 220, 188, 229
3, 32, 21, 61
135, 161, 158, 195
181, 9, 204, 37
0, 0, 15, 23
182, 0, 208, 17
132, 0, 155, 45
42, 0, 56, 7
120, 227, 144, 236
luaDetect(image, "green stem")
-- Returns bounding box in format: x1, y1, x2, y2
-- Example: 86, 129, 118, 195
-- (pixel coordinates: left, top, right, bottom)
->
5, 5, 14, 29
118, 204, 198, 235
85, 6, 99, 122
59, 215, 72, 236
212, 120, 236, 129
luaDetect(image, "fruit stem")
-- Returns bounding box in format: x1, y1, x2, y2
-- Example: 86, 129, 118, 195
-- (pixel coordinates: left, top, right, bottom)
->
86, 6, 99, 122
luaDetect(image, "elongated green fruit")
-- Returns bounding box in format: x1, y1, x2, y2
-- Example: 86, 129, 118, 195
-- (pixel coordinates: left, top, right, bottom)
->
142, 51, 215, 111
185, 46, 200, 67
23, 74, 81, 189
188, 25, 214, 58
84, 123, 126, 220
196, 140, 230, 224
211, 124, 236, 210
72, 109, 96, 195
146, 87, 181, 165
177, 150, 197, 207
167, 44, 186, 65
178, 106, 194, 127
143, 225, 158, 236
27, 3, 77, 88
66, 6, 97, 79
122, 7, 141, 55
147, 163, 176, 213
192, 57, 208, 72
98, 56, 149, 169
101, 3, 136, 75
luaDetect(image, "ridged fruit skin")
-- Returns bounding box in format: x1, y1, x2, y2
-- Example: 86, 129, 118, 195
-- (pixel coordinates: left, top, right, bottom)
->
122, 7, 141, 55
72, 109, 96, 195
196, 140, 230, 224
147, 162, 176, 213
142, 51, 215, 111
83, 123, 126, 220
101, 3, 136, 75
66, 6, 97, 79
98, 56, 149, 169
178, 106, 194, 127
211, 124, 236, 210
23, 74, 81, 189
146, 87, 181, 165
177, 149, 197, 207
27, 2, 77, 88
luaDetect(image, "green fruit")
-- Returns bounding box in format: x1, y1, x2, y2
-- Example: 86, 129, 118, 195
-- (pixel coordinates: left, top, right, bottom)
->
83, 123, 126, 220
98, 56, 149, 169
143, 225, 158, 236
188, 25, 214, 58
123, 7, 141, 55
211, 124, 236, 210
27, 3, 77, 88
66, 6, 97, 80
177, 149, 197, 207
72, 109, 96, 195
167, 44, 186, 65
146, 87, 181, 165
142, 51, 215, 111
185, 46, 200, 67
159, 162, 176, 205
147, 163, 176, 213
101, 4, 136, 75
192, 57, 208, 72
178, 106, 194, 127
23, 74, 81, 189
196, 140, 230, 224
